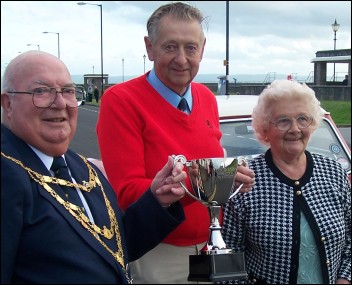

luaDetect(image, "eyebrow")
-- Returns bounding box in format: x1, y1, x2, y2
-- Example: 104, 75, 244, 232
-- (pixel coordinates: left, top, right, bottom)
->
32, 80, 75, 88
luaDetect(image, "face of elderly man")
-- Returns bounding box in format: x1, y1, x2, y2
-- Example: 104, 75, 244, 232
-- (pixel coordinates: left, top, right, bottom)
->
1, 51, 78, 157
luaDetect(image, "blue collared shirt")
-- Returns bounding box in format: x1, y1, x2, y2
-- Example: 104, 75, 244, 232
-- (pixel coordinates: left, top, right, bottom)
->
146, 69, 192, 113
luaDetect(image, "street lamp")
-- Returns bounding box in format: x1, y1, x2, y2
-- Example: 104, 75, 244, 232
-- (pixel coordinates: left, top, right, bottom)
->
43, 31, 60, 58
122, 58, 125, 82
225, 1, 229, 95
77, 2, 104, 92
143, 54, 146, 73
331, 19, 340, 82
27, 43, 40, 50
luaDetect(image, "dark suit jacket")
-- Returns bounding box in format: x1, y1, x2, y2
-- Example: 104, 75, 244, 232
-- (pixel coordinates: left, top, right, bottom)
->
1, 124, 185, 284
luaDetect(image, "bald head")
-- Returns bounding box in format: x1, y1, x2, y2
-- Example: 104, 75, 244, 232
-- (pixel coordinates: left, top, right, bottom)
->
1, 50, 78, 157
2, 51, 72, 93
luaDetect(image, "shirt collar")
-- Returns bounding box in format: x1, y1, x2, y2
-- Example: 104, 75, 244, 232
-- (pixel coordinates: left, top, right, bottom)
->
28, 144, 64, 172
147, 69, 193, 110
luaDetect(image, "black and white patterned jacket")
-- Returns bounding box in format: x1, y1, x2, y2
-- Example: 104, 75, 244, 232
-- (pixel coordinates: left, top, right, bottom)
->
221, 150, 351, 284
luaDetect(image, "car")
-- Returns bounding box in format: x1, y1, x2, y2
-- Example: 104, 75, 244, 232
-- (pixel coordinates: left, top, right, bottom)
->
88, 95, 351, 182
216, 95, 351, 181
75, 86, 86, 106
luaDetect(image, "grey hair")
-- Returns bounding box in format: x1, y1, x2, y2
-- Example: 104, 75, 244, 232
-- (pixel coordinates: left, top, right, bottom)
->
252, 79, 323, 146
146, 1, 208, 43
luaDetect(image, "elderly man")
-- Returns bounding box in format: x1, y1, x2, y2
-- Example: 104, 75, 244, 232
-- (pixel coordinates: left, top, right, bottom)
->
1, 50, 187, 284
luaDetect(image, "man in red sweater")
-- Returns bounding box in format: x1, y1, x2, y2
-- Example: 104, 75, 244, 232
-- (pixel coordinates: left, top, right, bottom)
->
97, 2, 255, 283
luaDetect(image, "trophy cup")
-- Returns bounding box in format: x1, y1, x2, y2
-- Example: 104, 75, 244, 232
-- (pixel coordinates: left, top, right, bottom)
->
172, 155, 248, 282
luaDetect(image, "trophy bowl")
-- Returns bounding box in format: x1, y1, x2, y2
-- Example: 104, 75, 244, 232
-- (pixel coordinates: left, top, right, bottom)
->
172, 155, 248, 282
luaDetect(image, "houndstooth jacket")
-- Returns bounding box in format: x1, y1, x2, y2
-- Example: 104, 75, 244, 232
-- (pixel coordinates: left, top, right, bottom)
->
221, 150, 351, 284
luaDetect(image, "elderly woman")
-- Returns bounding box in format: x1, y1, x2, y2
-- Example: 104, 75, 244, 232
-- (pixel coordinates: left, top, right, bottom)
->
221, 80, 351, 284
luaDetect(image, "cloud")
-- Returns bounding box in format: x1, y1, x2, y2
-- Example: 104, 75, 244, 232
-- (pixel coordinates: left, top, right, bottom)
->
1, 1, 351, 80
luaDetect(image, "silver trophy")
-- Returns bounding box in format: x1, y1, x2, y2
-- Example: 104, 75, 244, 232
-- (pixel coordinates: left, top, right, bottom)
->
173, 155, 248, 282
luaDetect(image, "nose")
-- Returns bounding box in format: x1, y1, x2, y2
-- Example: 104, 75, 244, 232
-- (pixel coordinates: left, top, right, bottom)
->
51, 90, 67, 107
288, 119, 301, 131
174, 48, 188, 65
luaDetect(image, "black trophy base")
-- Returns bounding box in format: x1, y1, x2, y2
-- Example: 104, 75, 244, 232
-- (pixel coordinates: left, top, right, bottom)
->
188, 252, 247, 282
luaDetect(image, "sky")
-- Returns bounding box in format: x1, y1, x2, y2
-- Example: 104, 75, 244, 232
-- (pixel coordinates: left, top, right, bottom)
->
1, 1, 351, 80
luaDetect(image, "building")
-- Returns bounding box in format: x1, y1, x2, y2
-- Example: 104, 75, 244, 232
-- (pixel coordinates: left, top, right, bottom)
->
82, 74, 109, 93
311, 49, 351, 86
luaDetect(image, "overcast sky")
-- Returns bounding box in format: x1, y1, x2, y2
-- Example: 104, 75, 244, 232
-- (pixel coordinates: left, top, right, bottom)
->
1, 1, 351, 79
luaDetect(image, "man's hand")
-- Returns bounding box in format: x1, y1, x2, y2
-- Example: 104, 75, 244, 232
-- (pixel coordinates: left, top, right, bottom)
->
150, 156, 187, 207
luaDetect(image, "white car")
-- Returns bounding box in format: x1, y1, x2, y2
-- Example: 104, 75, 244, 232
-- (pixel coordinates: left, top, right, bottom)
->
88, 95, 351, 182
216, 95, 351, 180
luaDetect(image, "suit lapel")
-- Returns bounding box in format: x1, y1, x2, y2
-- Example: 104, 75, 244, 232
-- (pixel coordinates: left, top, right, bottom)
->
5, 130, 121, 272
64, 153, 122, 270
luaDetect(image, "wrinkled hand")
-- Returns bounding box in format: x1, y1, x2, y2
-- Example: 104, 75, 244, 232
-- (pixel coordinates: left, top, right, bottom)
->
336, 278, 351, 284
151, 156, 187, 207
233, 164, 255, 193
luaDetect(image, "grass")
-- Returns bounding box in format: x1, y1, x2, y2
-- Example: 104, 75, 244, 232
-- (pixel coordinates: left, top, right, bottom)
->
320, 100, 351, 126
85, 98, 350, 126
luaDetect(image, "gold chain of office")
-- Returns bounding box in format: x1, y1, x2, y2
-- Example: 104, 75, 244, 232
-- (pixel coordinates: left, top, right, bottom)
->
1, 151, 126, 269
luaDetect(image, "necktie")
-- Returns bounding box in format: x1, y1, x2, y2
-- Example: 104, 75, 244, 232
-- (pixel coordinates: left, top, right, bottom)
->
177, 97, 188, 113
51, 156, 84, 208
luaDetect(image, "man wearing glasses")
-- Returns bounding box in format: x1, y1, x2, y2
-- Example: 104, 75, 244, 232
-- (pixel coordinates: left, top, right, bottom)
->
1, 50, 188, 284
7, 86, 85, 108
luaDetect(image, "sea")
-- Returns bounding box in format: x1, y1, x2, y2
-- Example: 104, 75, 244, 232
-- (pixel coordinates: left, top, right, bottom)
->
71, 73, 313, 85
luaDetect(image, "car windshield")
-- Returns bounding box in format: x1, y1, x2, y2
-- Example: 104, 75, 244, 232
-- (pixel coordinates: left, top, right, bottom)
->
220, 118, 351, 175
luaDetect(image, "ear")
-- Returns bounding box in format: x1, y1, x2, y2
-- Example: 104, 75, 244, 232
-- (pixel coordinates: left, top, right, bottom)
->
144, 36, 154, 61
1, 92, 12, 112
262, 129, 270, 144
199, 38, 206, 62
1, 93, 13, 122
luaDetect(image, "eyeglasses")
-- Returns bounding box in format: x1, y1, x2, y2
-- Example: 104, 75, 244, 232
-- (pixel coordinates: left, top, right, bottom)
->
8, 87, 84, 108
270, 115, 313, 131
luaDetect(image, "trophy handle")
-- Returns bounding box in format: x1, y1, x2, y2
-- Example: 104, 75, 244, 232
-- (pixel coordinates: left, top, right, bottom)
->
228, 156, 247, 200
180, 181, 209, 206
172, 155, 209, 206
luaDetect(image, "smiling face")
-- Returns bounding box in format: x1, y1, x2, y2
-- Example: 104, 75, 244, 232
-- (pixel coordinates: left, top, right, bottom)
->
1, 52, 78, 157
266, 98, 314, 161
145, 15, 205, 95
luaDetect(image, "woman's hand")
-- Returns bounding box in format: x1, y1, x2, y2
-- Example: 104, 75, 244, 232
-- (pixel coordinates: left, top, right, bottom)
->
233, 165, 255, 193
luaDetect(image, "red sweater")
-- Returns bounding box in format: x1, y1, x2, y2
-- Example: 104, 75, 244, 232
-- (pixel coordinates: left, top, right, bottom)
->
97, 73, 224, 245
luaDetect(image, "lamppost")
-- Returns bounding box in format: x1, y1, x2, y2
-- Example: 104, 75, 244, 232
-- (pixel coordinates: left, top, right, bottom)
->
43, 31, 60, 58
331, 19, 340, 82
77, 2, 104, 92
122, 58, 125, 82
143, 54, 146, 73
27, 43, 40, 50
225, 1, 229, 95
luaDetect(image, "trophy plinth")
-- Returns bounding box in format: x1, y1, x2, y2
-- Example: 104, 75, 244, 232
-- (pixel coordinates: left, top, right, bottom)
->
188, 253, 247, 282
172, 155, 248, 282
